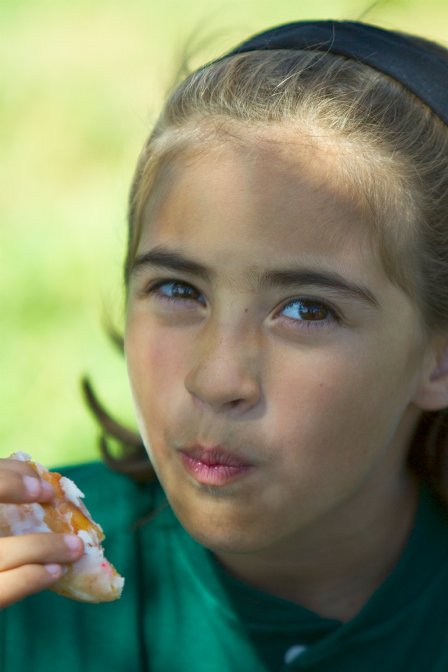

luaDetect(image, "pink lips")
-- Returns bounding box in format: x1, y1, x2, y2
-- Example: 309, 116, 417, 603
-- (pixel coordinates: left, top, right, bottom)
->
179, 446, 253, 486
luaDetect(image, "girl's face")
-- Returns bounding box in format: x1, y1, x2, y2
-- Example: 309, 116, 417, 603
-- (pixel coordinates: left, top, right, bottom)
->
125, 129, 430, 556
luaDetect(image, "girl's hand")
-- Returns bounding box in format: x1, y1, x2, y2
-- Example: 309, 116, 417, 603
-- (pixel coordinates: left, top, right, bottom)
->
0, 458, 84, 608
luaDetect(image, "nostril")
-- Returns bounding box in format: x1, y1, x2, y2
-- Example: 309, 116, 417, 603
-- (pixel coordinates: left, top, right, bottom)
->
186, 375, 260, 414
184, 334, 261, 412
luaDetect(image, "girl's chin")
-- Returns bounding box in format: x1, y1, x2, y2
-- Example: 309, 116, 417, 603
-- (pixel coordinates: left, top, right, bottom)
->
166, 490, 281, 554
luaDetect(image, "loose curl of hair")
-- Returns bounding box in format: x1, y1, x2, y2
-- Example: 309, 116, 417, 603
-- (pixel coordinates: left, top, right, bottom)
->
84, 29, 448, 505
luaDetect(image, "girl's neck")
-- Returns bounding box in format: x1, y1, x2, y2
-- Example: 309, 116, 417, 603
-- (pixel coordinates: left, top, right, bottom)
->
214, 472, 419, 622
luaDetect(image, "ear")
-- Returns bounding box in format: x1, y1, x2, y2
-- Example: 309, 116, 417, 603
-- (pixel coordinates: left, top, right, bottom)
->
413, 338, 448, 411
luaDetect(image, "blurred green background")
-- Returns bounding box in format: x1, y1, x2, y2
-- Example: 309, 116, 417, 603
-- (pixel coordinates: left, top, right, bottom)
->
2, 0, 448, 467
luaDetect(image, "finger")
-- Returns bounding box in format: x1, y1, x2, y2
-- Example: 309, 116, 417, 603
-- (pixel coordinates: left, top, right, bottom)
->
0, 563, 64, 608
0, 458, 28, 471
0, 533, 84, 572
0, 457, 56, 503
0, 469, 54, 504
0, 458, 41, 477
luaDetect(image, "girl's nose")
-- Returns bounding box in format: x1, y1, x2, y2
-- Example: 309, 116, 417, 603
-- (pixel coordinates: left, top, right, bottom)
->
184, 322, 262, 414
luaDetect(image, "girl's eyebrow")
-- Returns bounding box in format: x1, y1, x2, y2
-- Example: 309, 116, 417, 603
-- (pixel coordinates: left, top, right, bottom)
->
258, 269, 379, 307
131, 248, 211, 281
131, 247, 379, 308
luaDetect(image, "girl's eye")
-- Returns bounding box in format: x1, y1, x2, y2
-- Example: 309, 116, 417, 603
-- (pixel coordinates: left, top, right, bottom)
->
148, 280, 206, 305
279, 298, 338, 327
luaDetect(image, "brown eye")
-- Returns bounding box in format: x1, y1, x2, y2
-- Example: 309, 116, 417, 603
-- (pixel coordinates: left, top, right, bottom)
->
280, 299, 334, 323
153, 280, 206, 305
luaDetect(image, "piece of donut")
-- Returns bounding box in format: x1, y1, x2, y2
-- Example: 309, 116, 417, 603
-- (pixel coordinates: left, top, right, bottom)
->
0, 452, 124, 603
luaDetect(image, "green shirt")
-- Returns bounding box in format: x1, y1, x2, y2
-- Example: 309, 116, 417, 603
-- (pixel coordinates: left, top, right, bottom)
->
1, 462, 448, 671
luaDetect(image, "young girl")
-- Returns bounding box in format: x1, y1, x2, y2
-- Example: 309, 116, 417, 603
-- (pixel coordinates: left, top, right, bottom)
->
1, 19, 448, 672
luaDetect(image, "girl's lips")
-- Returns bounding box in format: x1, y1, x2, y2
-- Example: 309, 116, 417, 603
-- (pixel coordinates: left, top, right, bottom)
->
179, 446, 253, 486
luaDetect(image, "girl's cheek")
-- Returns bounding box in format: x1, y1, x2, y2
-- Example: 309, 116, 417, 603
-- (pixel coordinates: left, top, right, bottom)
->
126, 317, 188, 401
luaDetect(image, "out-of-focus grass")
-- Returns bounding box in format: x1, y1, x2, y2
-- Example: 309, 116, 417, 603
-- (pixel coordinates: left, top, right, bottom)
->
2, 0, 448, 467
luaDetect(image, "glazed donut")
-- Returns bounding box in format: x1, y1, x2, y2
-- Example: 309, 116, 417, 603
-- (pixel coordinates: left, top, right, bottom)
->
0, 452, 124, 603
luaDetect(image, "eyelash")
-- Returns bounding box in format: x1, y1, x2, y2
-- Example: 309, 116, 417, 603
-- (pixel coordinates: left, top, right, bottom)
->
278, 298, 339, 329
143, 279, 340, 329
145, 280, 206, 306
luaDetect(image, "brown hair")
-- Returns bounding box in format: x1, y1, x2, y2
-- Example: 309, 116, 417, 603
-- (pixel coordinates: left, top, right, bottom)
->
85, 32, 448, 502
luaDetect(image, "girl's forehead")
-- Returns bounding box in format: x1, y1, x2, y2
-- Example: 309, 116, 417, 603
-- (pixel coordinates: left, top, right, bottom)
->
139, 132, 386, 282
132, 120, 422, 310
143, 128, 370, 243
130, 128, 427, 336
143, 120, 406, 235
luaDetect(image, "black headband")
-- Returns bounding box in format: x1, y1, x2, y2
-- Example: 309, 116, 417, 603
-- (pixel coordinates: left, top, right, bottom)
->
221, 20, 448, 126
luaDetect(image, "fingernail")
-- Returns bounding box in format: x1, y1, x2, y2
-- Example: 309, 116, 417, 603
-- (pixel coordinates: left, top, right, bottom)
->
23, 476, 40, 498
64, 534, 82, 552
45, 564, 62, 577
41, 480, 54, 496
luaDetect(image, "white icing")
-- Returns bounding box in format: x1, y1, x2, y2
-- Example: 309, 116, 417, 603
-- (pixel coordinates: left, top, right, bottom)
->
67, 531, 125, 600
112, 575, 125, 591
10, 451, 32, 463
59, 476, 85, 506
78, 530, 103, 557
59, 477, 101, 531
0, 503, 51, 535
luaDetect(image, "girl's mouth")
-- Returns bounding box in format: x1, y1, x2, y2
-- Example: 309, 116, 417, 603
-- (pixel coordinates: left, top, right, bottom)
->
179, 446, 254, 486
